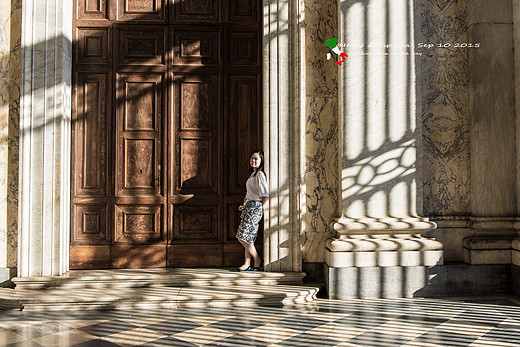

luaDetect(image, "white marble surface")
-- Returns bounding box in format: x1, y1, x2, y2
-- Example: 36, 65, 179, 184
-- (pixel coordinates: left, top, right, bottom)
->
18, 0, 72, 277
340, 0, 422, 220
263, 0, 303, 272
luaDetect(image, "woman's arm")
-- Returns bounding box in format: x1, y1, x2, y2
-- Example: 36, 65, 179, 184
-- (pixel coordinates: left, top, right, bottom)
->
261, 197, 268, 211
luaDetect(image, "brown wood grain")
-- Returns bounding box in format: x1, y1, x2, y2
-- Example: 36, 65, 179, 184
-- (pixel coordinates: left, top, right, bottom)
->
72, 0, 262, 269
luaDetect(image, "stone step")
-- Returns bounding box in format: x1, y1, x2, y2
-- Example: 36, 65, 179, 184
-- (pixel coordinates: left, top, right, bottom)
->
12, 268, 306, 290
0, 284, 321, 311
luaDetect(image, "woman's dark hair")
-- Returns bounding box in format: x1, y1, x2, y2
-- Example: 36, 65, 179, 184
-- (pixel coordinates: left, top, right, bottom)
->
249, 150, 265, 176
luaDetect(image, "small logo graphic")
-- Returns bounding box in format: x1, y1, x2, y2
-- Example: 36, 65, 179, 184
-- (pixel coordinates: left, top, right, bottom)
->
325, 38, 348, 66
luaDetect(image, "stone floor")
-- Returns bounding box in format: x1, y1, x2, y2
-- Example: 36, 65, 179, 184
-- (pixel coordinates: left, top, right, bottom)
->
1, 296, 519, 346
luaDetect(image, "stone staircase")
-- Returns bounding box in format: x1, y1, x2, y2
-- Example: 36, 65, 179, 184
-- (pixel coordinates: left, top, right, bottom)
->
0, 268, 321, 311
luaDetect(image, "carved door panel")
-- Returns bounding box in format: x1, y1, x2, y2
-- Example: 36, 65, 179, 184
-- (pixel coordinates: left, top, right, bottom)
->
168, 72, 222, 266
71, 0, 261, 269
167, 0, 262, 267
113, 71, 166, 268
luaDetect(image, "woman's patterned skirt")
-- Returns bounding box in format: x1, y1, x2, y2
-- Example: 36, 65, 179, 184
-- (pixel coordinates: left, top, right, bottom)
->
236, 200, 263, 244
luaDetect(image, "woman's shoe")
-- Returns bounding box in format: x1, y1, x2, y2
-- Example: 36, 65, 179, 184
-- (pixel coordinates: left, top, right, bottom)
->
234, 266, 252, 272
252, 259, 263, 271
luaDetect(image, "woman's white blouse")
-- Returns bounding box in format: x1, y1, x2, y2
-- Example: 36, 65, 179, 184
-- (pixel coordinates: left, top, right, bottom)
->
245, 171, 269, 201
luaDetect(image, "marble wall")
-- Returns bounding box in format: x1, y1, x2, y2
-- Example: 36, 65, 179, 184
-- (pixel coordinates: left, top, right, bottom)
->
301, 0, 340, 263
416, 0, 472, 261
418, 0, 470, 218
0, 0, 21, 282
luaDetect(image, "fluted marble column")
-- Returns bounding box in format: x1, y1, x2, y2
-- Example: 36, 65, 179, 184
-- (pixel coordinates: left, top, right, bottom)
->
263, 0, 303, 272
18, 0, 72, 277
463, 0, 516, 265
326, 0, 442, 298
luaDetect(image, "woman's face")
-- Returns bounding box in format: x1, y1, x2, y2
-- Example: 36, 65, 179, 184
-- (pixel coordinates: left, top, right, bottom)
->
250, 153, 261, 170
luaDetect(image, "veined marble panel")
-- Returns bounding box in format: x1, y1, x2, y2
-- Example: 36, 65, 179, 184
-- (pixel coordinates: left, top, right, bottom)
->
8, 0, 21, 270
301, 0, 340, 262
0, 0, 21, 272
0, 1, 9, 271
417, 0, 470, 217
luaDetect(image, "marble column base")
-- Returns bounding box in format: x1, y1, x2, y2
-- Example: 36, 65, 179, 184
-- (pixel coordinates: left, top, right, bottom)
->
325, 218, 442, 298
331, 217, 437, 234
325, 235, 443, 267
325, 263, 512, 299
324, 265, 434, 299
462, 218, 516, 265
462, 232, 516, 265
462, 238, 513, 264
327, 218, 443, 267
428, 218, 472, 262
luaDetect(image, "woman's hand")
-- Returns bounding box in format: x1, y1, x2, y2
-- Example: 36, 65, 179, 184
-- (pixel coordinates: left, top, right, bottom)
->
261, 197, 268, 212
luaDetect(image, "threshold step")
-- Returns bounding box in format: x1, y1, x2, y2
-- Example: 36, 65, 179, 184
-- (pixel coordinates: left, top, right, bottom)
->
0, 284, 321, 311
12, 268, 306, 290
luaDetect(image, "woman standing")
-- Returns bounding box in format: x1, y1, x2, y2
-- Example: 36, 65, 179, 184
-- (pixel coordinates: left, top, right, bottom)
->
235, 150, 269, 271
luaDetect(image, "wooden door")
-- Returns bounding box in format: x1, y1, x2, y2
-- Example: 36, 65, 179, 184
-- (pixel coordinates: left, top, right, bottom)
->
71, 0, 261, 269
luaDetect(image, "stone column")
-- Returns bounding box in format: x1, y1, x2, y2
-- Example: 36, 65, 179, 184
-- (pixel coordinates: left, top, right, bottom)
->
326, 0, 442, 299
18, 0, 72, 277
263, 0, 303, 272
300, 0, 341, 274
513, 0, 520, 294
0, 0, 21, 285
463, 0, 516, 265
419, 0, 471, 264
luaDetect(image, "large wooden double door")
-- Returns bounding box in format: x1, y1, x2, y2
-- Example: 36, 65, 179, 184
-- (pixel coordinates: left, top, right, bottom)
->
71, 0, 262, 268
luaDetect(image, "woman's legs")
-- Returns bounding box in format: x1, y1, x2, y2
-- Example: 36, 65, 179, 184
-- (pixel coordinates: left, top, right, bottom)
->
238, 239, 261, 269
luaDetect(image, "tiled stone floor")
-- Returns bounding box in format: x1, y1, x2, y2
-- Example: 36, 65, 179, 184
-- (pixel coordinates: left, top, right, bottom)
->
1, 296, 519, 346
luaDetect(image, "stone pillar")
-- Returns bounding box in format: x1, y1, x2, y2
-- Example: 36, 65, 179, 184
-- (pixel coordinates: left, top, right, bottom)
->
18, 0, 72, 277
300, 0, 341, 272
513, 0, 520, 294
0, 0, 21, 285
418, 0, 471, 264
326, 0, 442, 298
263, 0, 303, 272
463, 0, 516, 265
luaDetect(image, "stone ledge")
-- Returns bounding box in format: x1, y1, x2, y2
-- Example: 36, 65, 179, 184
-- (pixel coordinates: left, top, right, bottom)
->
0, 284, 321, 311
463, 237, 513, 250
512, 238, 520, 250
469, 217, 516, 232
512, 249, 520, 266
12, 268, 307, 290
463, 248, 512, 265
431, 217, 469, 228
